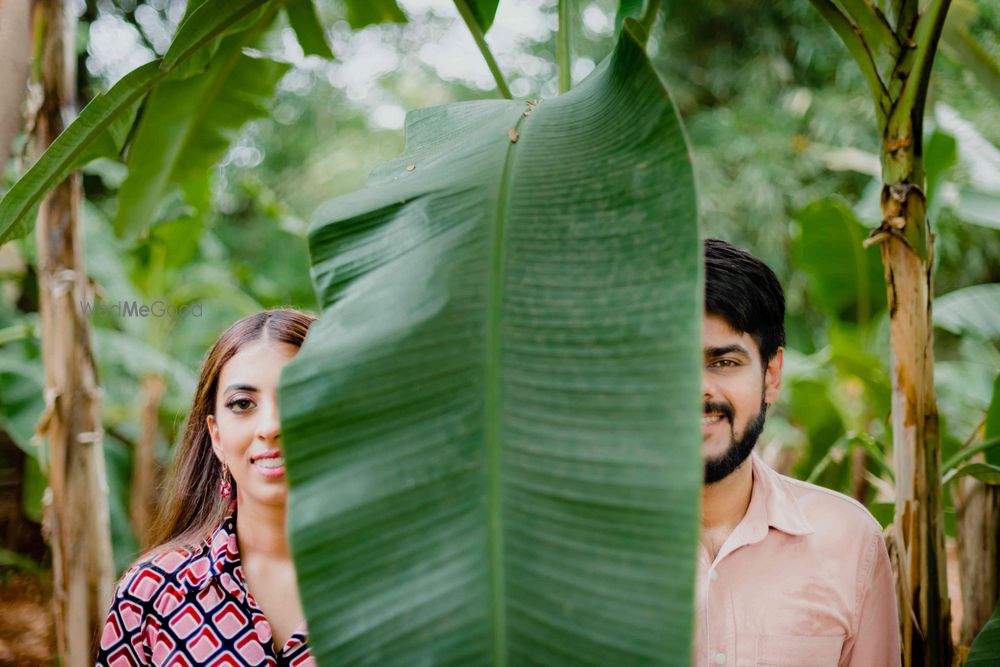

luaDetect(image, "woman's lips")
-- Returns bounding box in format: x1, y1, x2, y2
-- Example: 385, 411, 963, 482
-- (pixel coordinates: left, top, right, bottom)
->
253, 455, 285, 478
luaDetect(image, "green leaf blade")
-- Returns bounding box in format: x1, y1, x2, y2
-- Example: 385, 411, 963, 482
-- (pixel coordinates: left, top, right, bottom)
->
161, 0, 272, 71
968, 597, 1000, 665
281, 21, 700, 665
986, 374, 1000, 467
951, 462, 1000, 485
463, 0, 501, 34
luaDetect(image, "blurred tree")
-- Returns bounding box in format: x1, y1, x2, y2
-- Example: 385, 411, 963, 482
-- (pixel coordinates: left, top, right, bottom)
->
0, 0, 31, 171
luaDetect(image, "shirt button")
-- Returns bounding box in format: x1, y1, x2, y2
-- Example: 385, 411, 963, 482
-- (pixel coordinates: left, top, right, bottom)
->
714, 653, 726, 664
709, 570, 718, 581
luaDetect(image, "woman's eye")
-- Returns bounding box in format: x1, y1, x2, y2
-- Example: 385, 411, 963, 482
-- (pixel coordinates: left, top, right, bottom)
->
228, 398, 253, 412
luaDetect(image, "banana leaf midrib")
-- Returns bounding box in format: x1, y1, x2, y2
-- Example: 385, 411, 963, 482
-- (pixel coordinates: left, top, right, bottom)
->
485, 100, 535, 666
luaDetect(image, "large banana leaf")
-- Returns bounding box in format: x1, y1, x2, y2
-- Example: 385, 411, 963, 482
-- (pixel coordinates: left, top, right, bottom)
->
279, 20, 701, 666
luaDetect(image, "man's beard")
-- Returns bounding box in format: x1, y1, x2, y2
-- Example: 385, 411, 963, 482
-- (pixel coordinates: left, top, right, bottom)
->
703, 397, 768, 484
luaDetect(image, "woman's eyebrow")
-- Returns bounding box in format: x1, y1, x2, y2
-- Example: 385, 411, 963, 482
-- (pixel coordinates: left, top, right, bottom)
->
223, 383, 258, 395
704, 344, 750, 358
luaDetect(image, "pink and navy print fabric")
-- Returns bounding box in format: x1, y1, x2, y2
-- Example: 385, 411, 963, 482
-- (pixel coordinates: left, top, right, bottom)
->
96, 505, 313, 666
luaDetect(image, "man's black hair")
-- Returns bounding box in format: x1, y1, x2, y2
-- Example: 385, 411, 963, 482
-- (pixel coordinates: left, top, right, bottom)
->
704, 238, 785, 362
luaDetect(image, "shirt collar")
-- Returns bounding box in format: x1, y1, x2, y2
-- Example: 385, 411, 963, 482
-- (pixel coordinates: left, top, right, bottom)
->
208, 500, 240, 579
179, 500, 245, 598
749, 454, 814, 537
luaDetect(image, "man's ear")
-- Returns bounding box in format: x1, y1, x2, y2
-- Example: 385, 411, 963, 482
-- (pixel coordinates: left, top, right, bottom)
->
206, 414, 223, 460
764, 347, 783, 406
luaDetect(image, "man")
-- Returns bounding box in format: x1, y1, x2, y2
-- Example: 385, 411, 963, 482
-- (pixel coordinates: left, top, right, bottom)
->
695, 239, 900, 667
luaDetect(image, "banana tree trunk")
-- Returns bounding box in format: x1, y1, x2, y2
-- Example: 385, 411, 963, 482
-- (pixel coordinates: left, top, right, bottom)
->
31, 1, 114, 664
878, 101, 953, 666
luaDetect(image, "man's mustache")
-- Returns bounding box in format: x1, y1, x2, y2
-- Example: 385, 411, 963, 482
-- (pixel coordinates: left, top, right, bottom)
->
703, 400, 733, 422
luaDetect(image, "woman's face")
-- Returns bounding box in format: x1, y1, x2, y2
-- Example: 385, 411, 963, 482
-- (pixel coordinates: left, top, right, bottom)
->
206, 339, 298, 508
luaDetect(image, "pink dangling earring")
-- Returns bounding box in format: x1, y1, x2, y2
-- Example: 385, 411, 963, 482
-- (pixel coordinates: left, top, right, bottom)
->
219, 463, 232, 498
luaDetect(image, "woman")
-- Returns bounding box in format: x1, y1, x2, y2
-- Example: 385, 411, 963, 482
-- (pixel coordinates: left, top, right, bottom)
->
96, 308, 317, 666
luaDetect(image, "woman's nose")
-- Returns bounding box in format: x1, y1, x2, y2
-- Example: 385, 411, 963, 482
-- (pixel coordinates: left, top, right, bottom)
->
256, 402, 281, 441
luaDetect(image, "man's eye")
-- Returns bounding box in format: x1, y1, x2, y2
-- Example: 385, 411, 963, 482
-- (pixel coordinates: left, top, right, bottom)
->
711, 359, 738, 368
227, 398, 253, 412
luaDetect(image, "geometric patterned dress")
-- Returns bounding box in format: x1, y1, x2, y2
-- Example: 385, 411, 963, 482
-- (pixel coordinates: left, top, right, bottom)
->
95, 503, 314, 666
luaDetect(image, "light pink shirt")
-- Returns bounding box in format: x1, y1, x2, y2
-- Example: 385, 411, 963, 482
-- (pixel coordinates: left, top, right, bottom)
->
694, 455, 901, 667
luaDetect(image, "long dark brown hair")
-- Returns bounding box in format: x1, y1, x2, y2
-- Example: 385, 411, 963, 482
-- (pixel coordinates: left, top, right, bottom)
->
146, 308, 317, 553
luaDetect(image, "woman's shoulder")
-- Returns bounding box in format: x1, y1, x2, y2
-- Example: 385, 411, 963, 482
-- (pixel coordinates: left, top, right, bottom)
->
98, 544, 207, 661
112, 541, 211, 608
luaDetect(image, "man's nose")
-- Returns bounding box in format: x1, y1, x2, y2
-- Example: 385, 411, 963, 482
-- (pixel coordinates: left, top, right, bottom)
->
702, 372, 717, 401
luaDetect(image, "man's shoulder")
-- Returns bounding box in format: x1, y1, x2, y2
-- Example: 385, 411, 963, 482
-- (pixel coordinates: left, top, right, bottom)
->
773, 469, 884, 541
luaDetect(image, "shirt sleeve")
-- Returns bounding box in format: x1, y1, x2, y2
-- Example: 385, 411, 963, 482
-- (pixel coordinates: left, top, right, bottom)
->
95, 566, 153, 666
840, 525, 902, 667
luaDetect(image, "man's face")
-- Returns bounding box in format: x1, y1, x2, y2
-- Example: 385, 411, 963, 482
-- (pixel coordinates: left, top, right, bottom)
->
701, 314, 783, 484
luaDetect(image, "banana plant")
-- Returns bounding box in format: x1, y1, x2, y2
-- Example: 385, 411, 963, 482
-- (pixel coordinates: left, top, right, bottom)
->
806, 1, 959, 662
0, 0, 398, 245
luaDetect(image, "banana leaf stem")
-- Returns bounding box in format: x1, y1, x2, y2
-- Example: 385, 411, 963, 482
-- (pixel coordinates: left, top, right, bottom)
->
454, 1, 512, 99
641, 0, 661, 34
